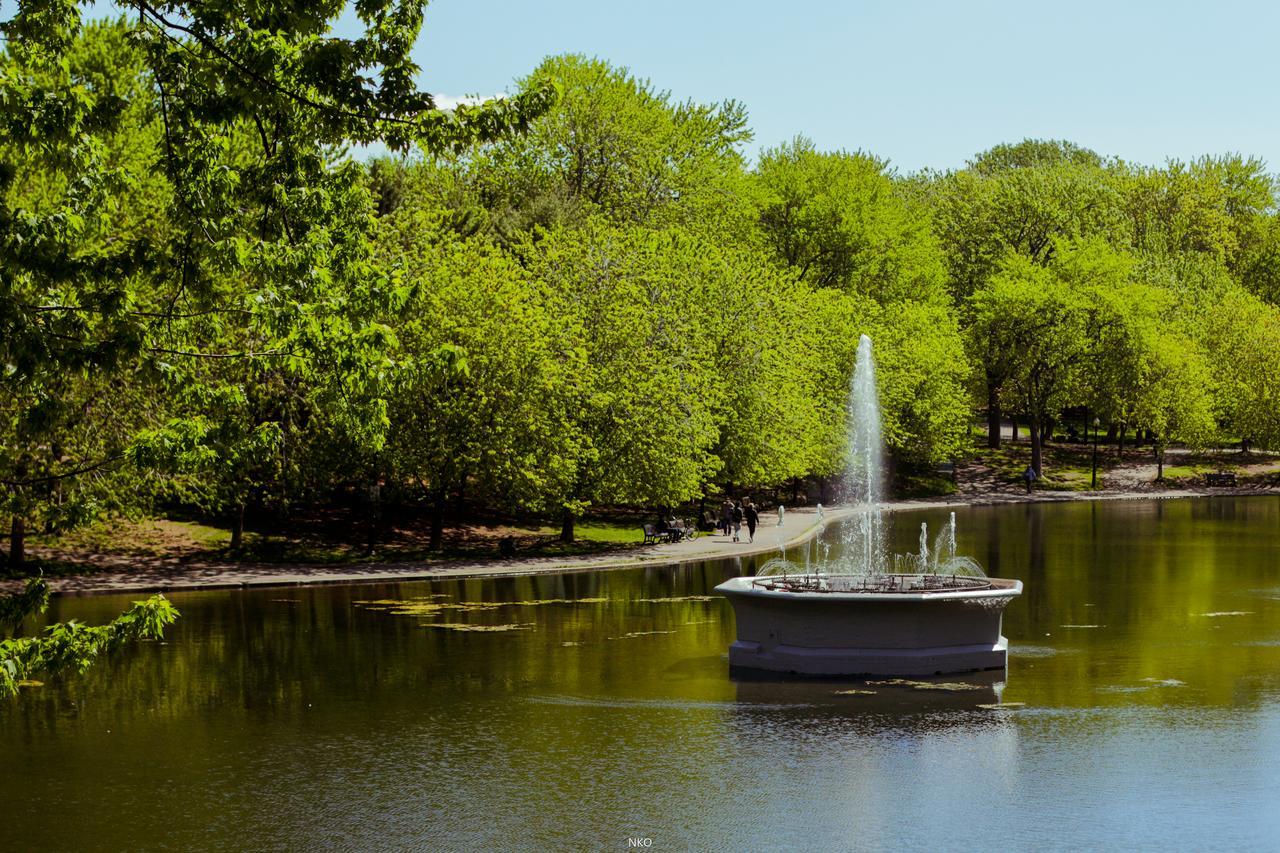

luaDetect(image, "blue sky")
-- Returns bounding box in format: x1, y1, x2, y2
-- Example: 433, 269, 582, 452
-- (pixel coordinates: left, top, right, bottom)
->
389, 0, 1280, 173
12, 0, 1280, 172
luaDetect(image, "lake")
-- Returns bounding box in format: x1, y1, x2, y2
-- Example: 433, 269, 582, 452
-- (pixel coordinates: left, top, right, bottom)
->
4, 496, 1280, 850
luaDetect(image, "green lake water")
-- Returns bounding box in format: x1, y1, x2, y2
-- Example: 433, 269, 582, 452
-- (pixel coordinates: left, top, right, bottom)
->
4, 496, 1280, 850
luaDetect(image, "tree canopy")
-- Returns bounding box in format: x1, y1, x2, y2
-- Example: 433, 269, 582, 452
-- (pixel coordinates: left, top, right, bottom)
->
7, 12, 1280, 694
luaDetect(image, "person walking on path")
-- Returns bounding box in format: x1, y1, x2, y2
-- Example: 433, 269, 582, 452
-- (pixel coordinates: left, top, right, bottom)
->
719, 500, 733, 537
1022, 465, 1037, 494
744, 500, 759, 543
732, 501, 743, 543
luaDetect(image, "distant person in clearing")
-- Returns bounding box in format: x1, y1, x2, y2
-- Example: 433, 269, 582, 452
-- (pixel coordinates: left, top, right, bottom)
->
1022, 465, 1038, 494
744, 499, 759, 543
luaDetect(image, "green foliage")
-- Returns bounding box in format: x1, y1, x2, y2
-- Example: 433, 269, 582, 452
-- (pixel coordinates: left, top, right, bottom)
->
1199, 287, 1280, 448
1, 575, 178, 698
470, 54, 750, 235
754, 137, 948, 303
10, 7, 1280, 575
868, 301, 972, 464
379, 229, 584, 515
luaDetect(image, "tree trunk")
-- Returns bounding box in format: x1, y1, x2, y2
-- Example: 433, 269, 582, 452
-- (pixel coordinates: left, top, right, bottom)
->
9, 516, 25, 568
1118, 424, 1127, 460
987, 386, 1002, 449
559, 508, 575, 544
1040, 419, 1052, 447
1030, 417, 1043, 477
1010, 414, 1019, 442
365, 481, 381, 557
229, 503, 245, 554
429, 491, 445, 552
1156, 443, 1164, 480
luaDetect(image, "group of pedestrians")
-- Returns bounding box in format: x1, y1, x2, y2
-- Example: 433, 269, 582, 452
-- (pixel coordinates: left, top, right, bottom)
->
717, 498, 760, 543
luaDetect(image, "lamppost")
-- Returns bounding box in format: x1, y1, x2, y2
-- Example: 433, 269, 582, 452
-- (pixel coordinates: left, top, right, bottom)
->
1091, 417, 1101, 490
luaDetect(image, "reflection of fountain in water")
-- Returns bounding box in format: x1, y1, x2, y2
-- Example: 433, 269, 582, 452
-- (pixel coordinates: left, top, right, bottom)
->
755, 334, 985, 588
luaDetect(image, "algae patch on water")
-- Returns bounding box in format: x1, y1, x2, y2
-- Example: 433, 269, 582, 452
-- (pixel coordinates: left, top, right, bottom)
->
354, 599, 501, 617
633, 595, 719, 603
459, 597, 608, 607
833, 689, 876, 696
608, 630, 677, 640
421, 622, 535, 633
866, 678, 985, 692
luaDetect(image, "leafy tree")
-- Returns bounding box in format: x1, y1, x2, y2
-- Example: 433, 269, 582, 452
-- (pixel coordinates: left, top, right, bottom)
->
1200, 287, 1280, 449
470, 54, 751, 234
700, 252, 825, 492
378, 228, 584, 549
754, 137, 948, 304
1119, 155, 1274, 268
1, 4, 556, 563
528, 223, 722, 540
968, 138, 1104, 175
1130, 330, 1216, 477
967, 240, 1133, 475
868, 302, 972, 465
934, 141, 1126, 445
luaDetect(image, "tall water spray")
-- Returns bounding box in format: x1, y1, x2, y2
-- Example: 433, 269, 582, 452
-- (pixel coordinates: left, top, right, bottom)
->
754, 337, 986, 586
839, 334, 887, 579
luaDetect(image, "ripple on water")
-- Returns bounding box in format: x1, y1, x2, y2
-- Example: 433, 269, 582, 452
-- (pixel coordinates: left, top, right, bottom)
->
525, 694, 804, 712
1098, 678, 1186, 693
1009, 644, 1073, 658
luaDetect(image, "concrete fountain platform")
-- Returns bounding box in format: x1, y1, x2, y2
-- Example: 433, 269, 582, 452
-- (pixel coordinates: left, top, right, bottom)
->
716, 576, 1023, 677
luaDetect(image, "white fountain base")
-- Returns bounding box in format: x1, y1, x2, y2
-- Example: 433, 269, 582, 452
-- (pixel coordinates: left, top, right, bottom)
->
716, 575, 1022, 677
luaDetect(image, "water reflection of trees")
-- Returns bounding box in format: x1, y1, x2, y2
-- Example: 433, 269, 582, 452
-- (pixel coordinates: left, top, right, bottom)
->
2, 564, 743, 737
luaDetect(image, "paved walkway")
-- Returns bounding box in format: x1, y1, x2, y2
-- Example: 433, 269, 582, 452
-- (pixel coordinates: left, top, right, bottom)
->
13, 484, 1278, 597
26, 506, 853, 596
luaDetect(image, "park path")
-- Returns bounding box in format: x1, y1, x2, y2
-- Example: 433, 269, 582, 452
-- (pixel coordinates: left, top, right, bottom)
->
20, 506, 851, 596
12, 482, 1279, 596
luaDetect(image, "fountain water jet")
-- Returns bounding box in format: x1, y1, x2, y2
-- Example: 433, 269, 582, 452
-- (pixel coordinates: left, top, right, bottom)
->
717, 336, 1022, 676
837, 334, 887, 583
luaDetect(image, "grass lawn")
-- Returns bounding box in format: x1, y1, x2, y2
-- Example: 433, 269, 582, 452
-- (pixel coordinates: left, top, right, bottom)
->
975, 439, 1106, 491
1037, 466, 1095, 491
1160, 464, 1215, 479
531, 520, 640, 543
34, 518, 230, 556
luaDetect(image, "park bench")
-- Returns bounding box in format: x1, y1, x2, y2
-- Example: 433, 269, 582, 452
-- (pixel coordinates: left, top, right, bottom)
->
642, 524, 663, 545
1205, 471, 1237, 487
935, 461, 958, 483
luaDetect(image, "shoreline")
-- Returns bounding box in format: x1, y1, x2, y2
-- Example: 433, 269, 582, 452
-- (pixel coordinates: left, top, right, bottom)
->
11, 485, 1277, 597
